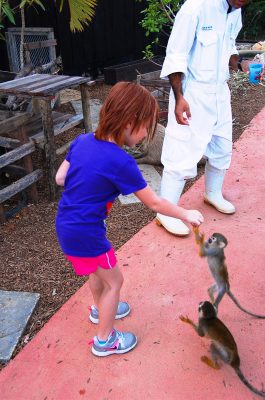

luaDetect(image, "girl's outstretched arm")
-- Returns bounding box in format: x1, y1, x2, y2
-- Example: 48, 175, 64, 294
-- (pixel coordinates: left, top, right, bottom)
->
55, 160, 70, 186
135, 186, 203, 226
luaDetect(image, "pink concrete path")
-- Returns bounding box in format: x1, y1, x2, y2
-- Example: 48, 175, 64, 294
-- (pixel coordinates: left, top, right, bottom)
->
1, 108, 265, 400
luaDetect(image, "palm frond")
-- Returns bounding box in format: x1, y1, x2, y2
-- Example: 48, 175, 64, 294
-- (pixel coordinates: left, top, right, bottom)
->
60, 0, 97, 32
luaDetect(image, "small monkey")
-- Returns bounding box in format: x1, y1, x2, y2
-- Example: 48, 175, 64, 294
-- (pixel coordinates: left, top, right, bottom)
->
193, 226, 265, 319
180, 301, 265, 397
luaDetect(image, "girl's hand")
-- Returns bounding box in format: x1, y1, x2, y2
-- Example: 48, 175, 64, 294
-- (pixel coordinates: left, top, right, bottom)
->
183, 210, 204, 226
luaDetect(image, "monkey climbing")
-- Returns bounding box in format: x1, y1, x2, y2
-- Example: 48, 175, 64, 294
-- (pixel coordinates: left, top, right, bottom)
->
180, 301, 265, 398
193, 227, 265, 319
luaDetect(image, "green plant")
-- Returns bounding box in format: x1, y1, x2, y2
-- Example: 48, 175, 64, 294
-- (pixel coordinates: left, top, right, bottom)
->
0, 0, 97, 38
58, 0, 97, 32
137, 0, 182, 59
0, 0, 97, 68
228, 70, 250, 96
138, 0, 265, 59
0, 1, 15, 40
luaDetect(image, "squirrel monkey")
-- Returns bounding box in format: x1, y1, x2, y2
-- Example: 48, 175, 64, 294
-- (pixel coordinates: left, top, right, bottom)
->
180, 301, 265, 397
193, 226, 265, 319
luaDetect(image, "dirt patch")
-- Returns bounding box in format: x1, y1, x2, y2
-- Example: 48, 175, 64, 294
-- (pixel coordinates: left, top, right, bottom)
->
0, 80, 264, 368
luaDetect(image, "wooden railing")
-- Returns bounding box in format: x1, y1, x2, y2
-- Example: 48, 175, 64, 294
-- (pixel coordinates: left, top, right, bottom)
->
0, 115, 42, 223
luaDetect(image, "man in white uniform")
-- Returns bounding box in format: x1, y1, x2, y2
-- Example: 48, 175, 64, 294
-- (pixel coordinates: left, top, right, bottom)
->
157, 0, 249, 235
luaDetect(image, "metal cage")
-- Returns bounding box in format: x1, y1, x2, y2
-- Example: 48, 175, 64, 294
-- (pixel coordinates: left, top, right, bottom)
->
5, 28, 56, 72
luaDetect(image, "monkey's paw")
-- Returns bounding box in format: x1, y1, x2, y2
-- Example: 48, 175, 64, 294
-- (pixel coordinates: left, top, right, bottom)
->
179, 315, 191, 324
193, 227, 205, 246
201, 355, 221, 370
193, 226, 199, 235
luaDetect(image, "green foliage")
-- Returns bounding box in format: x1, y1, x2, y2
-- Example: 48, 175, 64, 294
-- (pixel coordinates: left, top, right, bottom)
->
240, 0, 265, 40
0, 0, 97, 39
137, 0, 182, 59
59, 0, 97, 32
228, 70, 250, 96
139, 0, 265, 59
0, 1, 15, 40
20, 0, 45, 10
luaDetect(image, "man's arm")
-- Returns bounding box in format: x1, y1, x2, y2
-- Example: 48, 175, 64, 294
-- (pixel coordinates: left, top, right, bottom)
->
229, 54, 241, 72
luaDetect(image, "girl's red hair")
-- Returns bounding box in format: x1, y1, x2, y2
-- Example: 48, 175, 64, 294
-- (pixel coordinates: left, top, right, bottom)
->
95, 81, 159, 146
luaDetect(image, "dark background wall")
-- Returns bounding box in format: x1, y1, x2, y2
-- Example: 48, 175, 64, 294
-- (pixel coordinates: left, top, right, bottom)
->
0, 0, 151, 76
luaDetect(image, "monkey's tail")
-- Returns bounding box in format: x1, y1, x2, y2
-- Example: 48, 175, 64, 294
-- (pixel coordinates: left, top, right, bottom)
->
236, 368, 265, 397
228, 291, 265, 319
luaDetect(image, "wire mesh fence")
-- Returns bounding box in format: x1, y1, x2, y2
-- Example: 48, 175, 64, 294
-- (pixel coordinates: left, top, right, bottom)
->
5, 28, 56, 72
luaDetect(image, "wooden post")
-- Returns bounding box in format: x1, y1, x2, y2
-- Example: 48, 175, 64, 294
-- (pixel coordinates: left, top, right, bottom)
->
38, 97, 58, 200
80, 83, 92, 133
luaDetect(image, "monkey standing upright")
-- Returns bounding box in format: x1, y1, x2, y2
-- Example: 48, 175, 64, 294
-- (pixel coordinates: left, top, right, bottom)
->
193, 227, 265, 319
180, 301, 265, 397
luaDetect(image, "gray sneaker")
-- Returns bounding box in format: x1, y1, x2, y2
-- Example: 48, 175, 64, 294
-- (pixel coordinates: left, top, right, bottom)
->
91, 328, 137, 357
89, 301, 131, 324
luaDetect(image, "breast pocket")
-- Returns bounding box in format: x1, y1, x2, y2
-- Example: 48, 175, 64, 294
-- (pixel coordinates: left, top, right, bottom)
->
196, 32, 218, 71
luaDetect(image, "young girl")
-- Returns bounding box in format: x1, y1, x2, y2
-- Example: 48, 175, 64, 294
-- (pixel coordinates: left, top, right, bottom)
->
55, 82, 203, 357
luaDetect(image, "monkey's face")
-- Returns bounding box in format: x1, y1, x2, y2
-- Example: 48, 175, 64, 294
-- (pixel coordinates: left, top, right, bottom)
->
198, 301, 217, 319
207, 233, 228, 249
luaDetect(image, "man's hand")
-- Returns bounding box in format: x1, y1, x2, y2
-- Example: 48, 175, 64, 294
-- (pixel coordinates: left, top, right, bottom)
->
175, 96, 191, 125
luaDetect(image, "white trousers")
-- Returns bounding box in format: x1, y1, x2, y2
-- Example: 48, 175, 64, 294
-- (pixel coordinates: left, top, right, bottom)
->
161, 80, 233, 180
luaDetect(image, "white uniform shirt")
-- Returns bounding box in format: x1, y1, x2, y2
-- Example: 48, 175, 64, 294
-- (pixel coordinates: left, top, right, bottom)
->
161, 0, 242, 84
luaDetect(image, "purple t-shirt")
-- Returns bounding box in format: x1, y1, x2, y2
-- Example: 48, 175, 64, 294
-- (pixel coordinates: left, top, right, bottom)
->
56, 133, 147, 256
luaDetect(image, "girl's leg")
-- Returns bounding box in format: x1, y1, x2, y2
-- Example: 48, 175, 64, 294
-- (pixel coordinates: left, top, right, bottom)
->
93, 264, 124, 341
89, 273, 104, 308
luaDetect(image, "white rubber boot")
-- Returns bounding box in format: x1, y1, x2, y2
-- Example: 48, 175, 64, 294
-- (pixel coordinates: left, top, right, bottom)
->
204, 163, 235, 214
156, 175, 190, 236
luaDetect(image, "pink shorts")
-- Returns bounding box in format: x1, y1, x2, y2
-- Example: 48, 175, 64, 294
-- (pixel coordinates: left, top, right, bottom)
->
66, 248, 117, 276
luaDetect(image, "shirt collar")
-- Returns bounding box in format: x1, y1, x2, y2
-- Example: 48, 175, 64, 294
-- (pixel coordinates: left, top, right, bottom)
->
226, 0, 233, 13
219, 0, 234, 13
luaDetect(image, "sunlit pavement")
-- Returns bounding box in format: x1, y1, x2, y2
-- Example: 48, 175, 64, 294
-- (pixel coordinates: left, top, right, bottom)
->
0, 107, 265, 400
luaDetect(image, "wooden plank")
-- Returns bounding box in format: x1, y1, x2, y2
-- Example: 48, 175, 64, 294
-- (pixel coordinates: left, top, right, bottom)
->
80, 83, 92, 132
137, 71, 161, 81
24, 39, 57, 51
32, 114, 83, 144
0, 110, 13, 119
56, 140, 73, 156
138, 78, 170, 88
0, 74, 48, 92
0, 142, 35, 168
8, 27, 54, 33
0, 169, 42, 203
29, 76, 90, 96
0, 112, 31, 135
0, 70, 16, 82
0, 136, 21, 148
28, 112, 73, 141
3, 114, 41, 138
2, 165, 26, 177
19, 111, 69, 138
22, 75, 69, 92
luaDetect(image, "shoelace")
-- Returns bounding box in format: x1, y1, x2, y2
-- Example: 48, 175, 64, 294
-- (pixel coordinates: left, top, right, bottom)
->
115, 330, 125, 347
88, 329, 120, 349
89, 305, 98, 314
